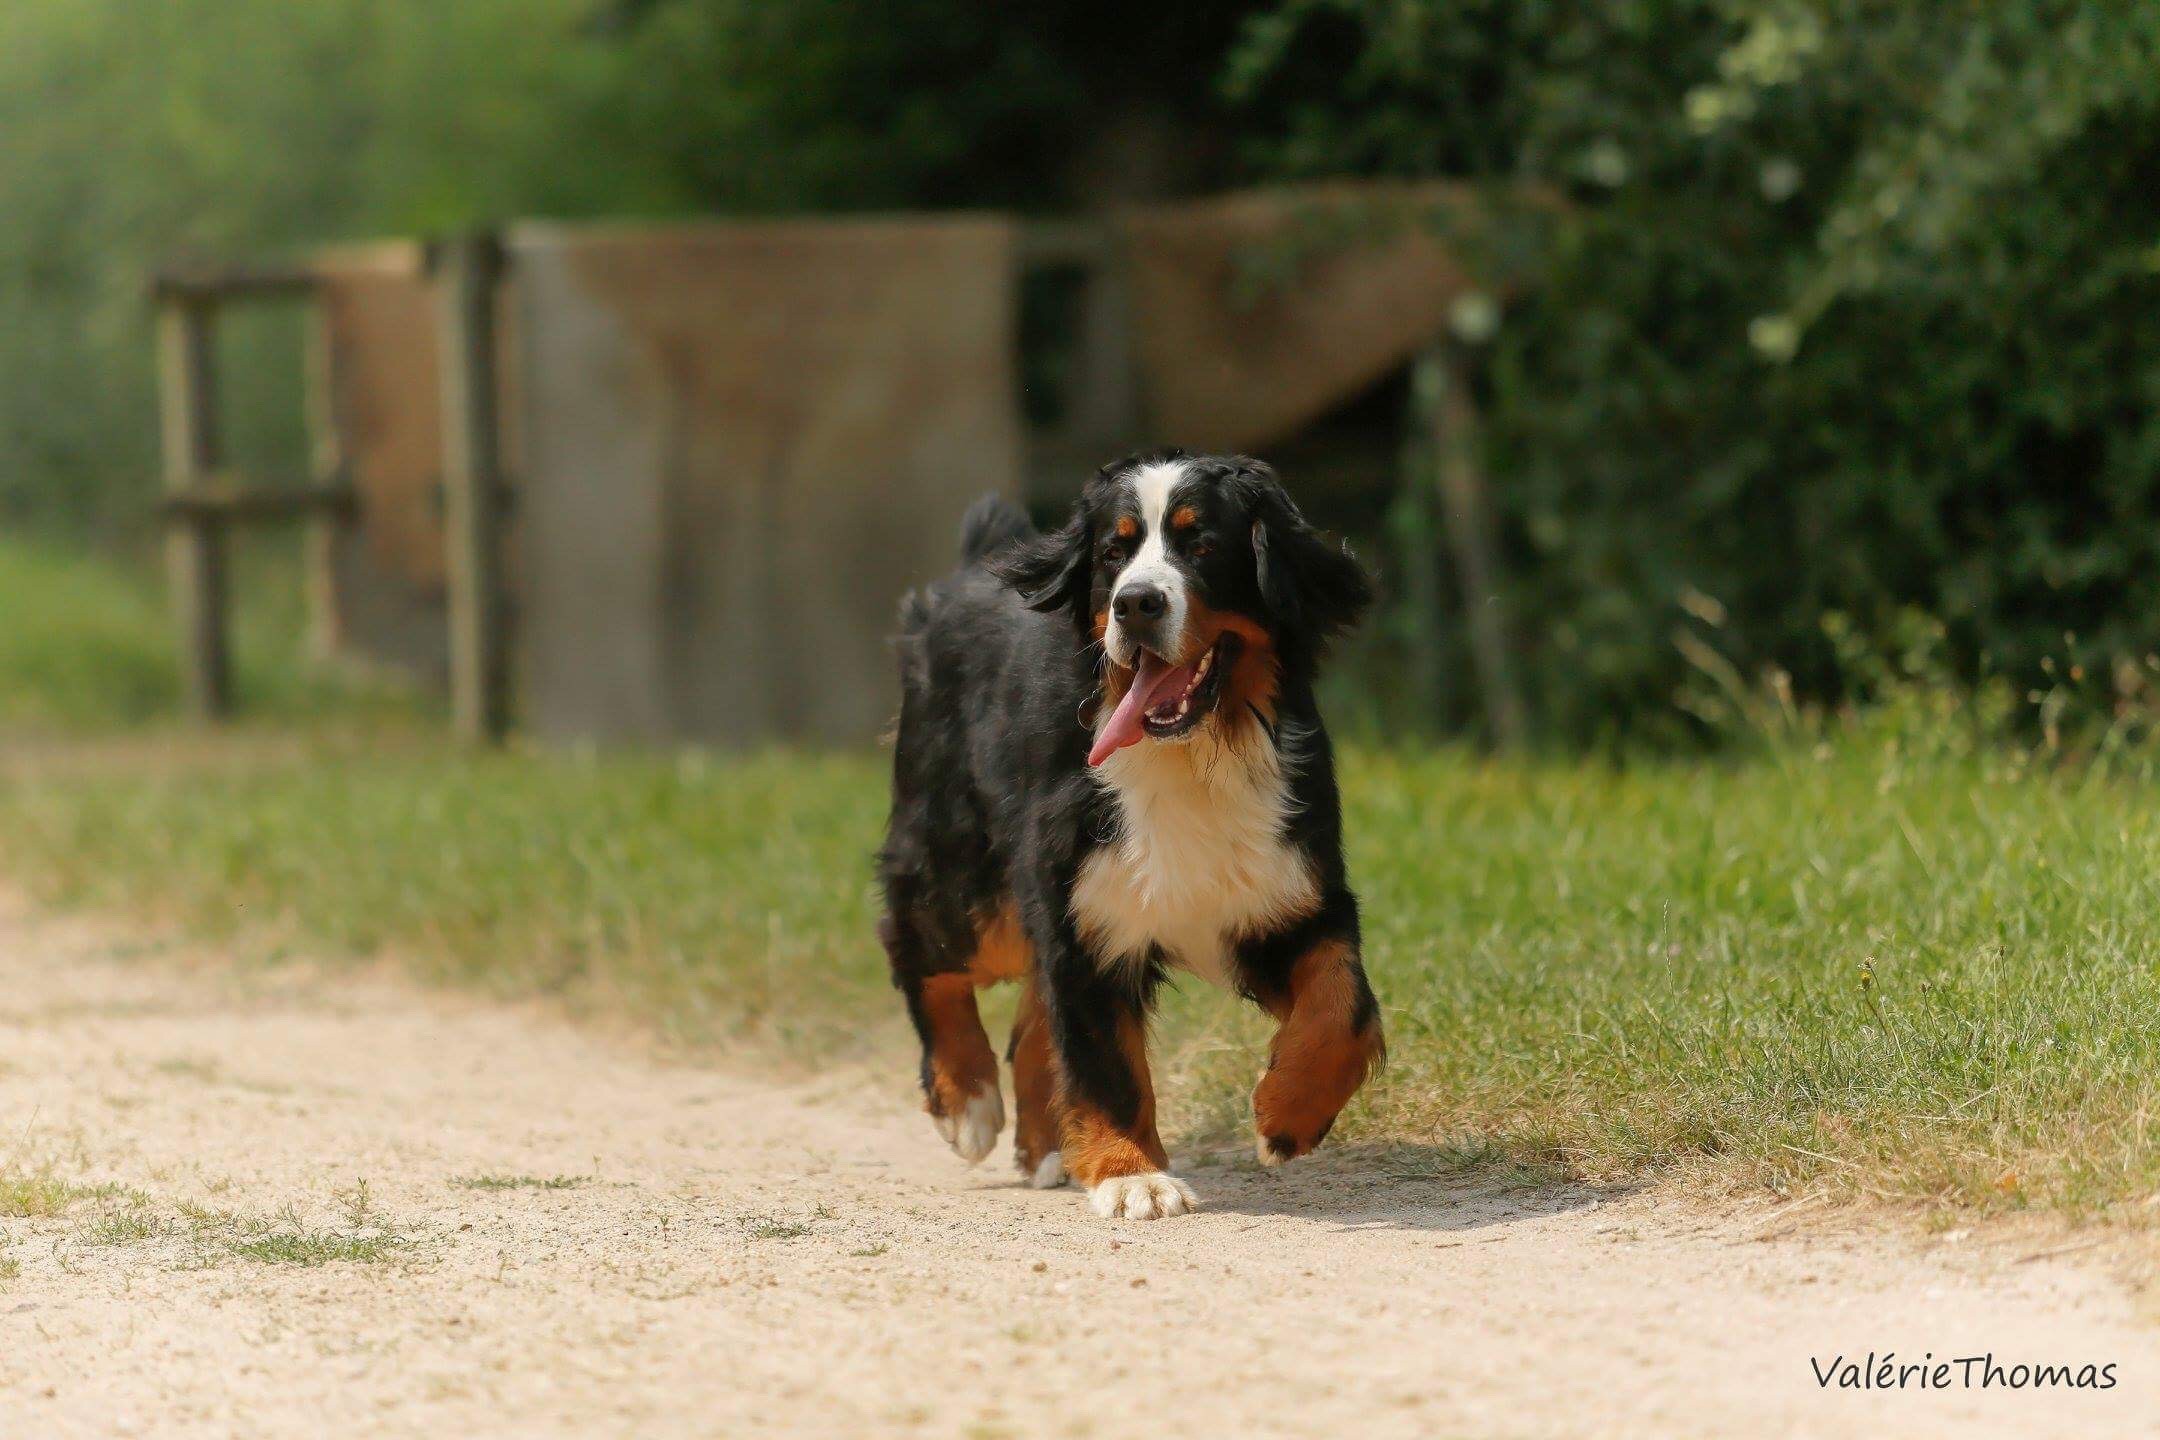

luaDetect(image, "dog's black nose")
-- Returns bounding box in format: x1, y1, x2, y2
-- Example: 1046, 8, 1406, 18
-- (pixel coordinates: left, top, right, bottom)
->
1113, 584, 1167, 623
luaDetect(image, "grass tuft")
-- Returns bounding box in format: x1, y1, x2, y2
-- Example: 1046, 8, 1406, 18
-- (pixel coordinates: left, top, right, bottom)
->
77, 1209, 169, 1246
1, 1170, 87, 1219
0, 1168, 133, 1219
739, 1214, 815, 1240
451, 1173, 592, 1192
13, 1171, 412, 1268
223, 1230, 405, 1266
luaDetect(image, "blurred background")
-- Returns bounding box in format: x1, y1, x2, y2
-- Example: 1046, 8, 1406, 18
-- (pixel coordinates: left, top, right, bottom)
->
6, 0, 2160, 751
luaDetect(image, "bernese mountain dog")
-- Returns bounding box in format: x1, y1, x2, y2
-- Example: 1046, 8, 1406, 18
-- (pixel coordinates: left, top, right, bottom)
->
877, 450, 1382, 1220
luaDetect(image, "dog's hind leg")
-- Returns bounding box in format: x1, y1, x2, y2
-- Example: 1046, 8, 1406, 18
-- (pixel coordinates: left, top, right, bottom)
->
1007, 974, 1066, 1188
884, 904, 1027, 1164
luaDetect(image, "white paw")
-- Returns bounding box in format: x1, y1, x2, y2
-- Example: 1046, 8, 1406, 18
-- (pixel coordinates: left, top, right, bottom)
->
933, 1082, 1003, 1164
1088, 1171, 1198, 1220
1024, 1151, 1067, 1189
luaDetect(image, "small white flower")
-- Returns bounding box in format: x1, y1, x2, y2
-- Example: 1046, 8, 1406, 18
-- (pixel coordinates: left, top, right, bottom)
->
1759, 157, 1802, 203
1685, 87, 1727, 133
1449, 290, 1500, 344
1748, 314, 1800, 363
1584, 138, 1629, 188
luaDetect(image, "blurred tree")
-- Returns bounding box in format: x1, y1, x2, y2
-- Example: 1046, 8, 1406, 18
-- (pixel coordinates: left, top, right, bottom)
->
8, 0, 2160, 745
0, 0, 1253, 533
0, 0, 631, 531
587, 0, 1253, 210
1225, 0, 2160, 743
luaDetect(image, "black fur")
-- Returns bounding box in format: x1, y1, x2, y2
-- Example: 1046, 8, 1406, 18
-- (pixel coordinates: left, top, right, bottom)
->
877, 451, 1378, 1184
958, 493, 1034, 565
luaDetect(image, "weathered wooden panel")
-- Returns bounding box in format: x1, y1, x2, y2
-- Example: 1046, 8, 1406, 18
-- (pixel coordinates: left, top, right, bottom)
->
313, 242, 450, 683
505, 216, 1023, 746
1118, 182, 1480, 455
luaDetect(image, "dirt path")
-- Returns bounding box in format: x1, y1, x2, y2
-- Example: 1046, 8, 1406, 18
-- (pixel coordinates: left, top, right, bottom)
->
1, 895, 2155, 1439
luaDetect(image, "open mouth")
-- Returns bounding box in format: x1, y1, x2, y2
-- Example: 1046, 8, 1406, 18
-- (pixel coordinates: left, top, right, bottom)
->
1088, 634, 1236, 766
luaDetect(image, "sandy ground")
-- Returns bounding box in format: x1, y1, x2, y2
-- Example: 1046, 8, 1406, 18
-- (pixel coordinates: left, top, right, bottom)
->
1, 894, 2156, 1439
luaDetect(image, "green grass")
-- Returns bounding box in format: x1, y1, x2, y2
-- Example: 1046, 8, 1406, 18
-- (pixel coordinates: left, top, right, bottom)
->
171, 1199, 406, 1267
0, 1168, 103, 1219
452, 1173, 592, 1192
0, 534, 419, 732
3, 1138, 405, 1269
739, 1214, 817, 1240
7, 535, 2160, 1219
0, 538, 178, 728
9, 728, 2160, 1219
221, 1229, 405, 1266
53, 1191, 409, 1267
76, 1209, 170, 1246
0, 736, 888, 1053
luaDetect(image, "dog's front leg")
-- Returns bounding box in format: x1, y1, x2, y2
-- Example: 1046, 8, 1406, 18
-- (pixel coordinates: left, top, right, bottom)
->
1034, 927, 1195, 1220
1250, 931, 1385, 1165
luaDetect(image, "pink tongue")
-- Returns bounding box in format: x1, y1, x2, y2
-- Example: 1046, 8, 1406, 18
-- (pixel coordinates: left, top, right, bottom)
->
1088, 652, 1193, 766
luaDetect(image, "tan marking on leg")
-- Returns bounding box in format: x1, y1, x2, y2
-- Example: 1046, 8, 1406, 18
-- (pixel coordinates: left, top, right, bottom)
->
919, 972, 998, 1122
1057, 1013, 1168, 1187
967, 903, 1030, 985
1009, 976, 1064, 1180
1252, 940, 1383, 1164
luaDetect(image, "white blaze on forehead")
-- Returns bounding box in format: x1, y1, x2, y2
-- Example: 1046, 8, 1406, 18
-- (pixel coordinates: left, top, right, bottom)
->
1106, 459, 1191, 665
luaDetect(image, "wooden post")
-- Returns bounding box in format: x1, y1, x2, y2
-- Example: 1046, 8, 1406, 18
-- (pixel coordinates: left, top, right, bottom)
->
1410, 340, 1526, 749
156, 297, 231, 719
301, 297, 346, 660
435, 233, 511, 743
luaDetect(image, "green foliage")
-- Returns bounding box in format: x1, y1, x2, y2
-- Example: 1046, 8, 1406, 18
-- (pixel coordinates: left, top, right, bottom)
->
1227, 1, 2160, 742
8, 0, 2160, 740
0, 0, 641, 530
0, 0, 1251, 532
591, 0, 1253, 213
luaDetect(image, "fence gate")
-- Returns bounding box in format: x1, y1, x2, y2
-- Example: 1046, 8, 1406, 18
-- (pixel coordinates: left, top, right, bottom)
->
151, 240, 510, 741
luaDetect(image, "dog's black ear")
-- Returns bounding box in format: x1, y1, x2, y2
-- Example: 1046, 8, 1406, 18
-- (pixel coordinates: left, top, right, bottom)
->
988, 513, 1091, 620
1242, 460, 1372, 651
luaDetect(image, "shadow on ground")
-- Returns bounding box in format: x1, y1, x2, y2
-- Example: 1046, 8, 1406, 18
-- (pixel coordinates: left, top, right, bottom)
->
1092, 1142, 1633, 1234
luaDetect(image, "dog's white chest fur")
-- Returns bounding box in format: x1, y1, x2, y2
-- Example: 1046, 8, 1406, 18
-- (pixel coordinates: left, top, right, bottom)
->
1071, 731, 1318, 985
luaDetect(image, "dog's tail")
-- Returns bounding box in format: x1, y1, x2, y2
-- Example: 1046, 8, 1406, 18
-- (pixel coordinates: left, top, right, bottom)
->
958, 494, 1033, 565
895, 495, 1030, 688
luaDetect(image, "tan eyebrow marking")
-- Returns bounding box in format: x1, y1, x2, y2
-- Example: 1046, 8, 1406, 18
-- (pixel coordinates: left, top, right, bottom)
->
1115, 515, 1139, 539
1169, 505, 1201, 531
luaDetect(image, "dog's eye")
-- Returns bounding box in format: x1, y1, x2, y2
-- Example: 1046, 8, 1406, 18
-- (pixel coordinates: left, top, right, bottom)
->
1189, 537, 1213, 559
1100, 541, 1127, 565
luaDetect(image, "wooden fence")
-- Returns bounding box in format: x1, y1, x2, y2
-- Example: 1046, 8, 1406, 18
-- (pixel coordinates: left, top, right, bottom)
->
150, 239, 510, 741
152, 190, 1521, 748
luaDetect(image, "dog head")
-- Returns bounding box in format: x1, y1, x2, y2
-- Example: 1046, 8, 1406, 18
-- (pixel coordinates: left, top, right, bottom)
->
992, 450, 1371, 765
